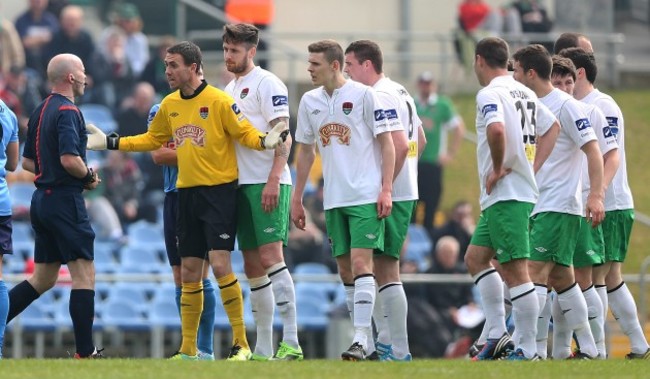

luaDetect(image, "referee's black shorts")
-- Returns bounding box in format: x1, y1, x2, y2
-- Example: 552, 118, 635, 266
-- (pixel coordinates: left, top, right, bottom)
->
177, 181, 238, 259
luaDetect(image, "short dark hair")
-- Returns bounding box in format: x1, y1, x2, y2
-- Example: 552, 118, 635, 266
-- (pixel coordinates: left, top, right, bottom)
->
554, 32, 587, 54
222, 23, 259, 47
308, 39, 344, 69
167, 41, 202, 73
551, 55, 576, 82
513, 44, 552, 81
344, 40, 383, 74
475, 37, 509, 69
558, 47, 598, 84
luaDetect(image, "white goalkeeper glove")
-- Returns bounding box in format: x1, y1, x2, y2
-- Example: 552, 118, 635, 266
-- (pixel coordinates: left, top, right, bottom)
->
261, 121, 290, 150
86, 124, 120, 150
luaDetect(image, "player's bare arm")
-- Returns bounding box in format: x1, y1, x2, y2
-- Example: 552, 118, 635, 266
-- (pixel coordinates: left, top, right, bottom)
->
262, 117, 292, 213
582, 140, 605, 227
377, 131, 395, 219
417, 124, 427, 158
150, 144, 177, 166
485, 121, 510, 194
60, 154, 101, 190
391, 129, 409, 181
22, 157, 35, 173
5, 141, 19, 172
291, 143, 316, 230
533, 120, 560, 173
602, 148, 620, 193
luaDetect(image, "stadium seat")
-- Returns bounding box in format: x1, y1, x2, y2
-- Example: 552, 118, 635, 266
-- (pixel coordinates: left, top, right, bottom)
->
118, 245, 168, 273
293, 262, 331, 275
295, 282, 332, 305
230, 250, 245, 273
405, 224, 433, 271
295, 296, 329, 331
94, 243, 119, 273
106, 283, 150, 312
78, 103, 117, 133
148, 298, 181, 329
101, 299, 149, 332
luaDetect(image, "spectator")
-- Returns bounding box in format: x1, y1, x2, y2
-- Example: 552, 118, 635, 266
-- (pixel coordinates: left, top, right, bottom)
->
140, 35, 175, 98
46, 0, 70, 19
431, 200, 475, 262
89, 27, 134, 108
0, 65, 42, 142
102, 150, 149, 228
504, 0, 554, 51
414, 71, 465, 235
114, 3, 149, 77
43, 5, 95, 72
14, 0, 59, 77
455, 0, 503, 68
116, 82, 156, 137
0, 6, 25, 77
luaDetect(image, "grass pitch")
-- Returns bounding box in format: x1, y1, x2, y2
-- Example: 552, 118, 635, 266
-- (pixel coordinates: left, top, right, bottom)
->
0, 359, 647, 379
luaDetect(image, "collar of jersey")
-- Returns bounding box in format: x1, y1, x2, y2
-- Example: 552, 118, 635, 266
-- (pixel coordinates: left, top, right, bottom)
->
180, 80, 208, 100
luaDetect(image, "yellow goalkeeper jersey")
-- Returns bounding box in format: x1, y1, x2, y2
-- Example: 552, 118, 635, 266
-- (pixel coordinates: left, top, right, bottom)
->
118, 82, 265, 188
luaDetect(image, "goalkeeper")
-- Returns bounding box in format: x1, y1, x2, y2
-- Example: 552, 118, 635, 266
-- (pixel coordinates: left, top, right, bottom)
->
86, 41, 289, 360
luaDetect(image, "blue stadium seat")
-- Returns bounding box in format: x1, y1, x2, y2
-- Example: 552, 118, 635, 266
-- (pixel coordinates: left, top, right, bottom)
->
118, 245, 168, 273
405, 224, 433, 271
230, 250, 244, 273
94, 243, 119, 273
295, 296, 329, 331
101, 299, 149, 331
295, 282, 332, 305
105, 283, 150, 312
9, 183, 35, 211
126, 220, 167, 257
78, 103, 117, 133
148, 298, 181, 329
293, 262, 331, 275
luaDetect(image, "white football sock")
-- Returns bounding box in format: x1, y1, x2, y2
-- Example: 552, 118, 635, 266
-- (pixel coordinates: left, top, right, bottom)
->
509, 282, 539, 358
557, 283, 597, 358
379, 283, 409, 358
353, 275, 376, 350
268, 264, 299, 348
249, 275, 274, 357
473, 269, 507, 340
608, 282, 650, 354
535, 285, 550, 359
583, 285, 606, 358
551, 292, 572, 359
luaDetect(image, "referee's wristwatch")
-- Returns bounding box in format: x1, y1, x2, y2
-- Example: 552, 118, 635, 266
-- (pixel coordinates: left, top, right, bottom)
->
82, 167, 96, 186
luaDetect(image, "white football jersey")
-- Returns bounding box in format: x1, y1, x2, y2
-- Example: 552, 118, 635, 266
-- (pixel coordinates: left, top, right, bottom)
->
582, 89, 633, 211
474, 75, 555, 210
536, 88, 597, 216
580, 103, 618, 202
296, 80, 390, 210
373, 77, 421, 202
225, 66, 292, 185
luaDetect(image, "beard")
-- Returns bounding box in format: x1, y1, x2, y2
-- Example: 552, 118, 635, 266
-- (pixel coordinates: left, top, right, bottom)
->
226, 59, 249, 75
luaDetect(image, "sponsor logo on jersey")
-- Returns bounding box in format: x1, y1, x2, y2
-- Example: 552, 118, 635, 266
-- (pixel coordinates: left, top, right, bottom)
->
374, 109, 386, 121
342, 102, 353, 115
174, 124, 206, 147
365, 234, 376, 240
219, 233, 231, 240
240, 88, 249, 99
606, 117, 619, 136
272, 95, 288, 106
575, 118, 592, 131
603, 126, 613, 138
586, 250, 596, 256
263, 227, 276, 233
163, 140, 176, 149
319, 123, 351, 146
231, 103, 241, 115
170, 112, 179, 118
384, 109, 398, 120
535, 246, 548, 253
482, 104, 497, 117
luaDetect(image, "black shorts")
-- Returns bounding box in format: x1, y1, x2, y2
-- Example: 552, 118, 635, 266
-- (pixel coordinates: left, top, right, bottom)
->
30, 188, 95, 264
0, 215, 13, 255
177, 182, 238, 259
163, 191, 181, 266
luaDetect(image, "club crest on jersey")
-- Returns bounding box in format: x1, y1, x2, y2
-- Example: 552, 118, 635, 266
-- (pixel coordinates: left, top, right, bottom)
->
342, 102, 353, 115
319, 123, 351, 146
199, 106, 209, 119
575, 118, 591, 131
272, 95, 288, 106
240, 88, 249, 99
174, 124, 206, 147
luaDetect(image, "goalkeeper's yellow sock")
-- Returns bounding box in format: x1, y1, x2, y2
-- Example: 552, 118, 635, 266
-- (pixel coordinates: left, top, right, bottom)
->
179, 281, 203, 356
217, 273, 249, 349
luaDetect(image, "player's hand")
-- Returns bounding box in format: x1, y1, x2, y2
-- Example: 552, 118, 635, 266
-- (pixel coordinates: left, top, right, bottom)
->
262, 181, 280, 213
377, 190, 392, 219
262, 121, 290, 150
83, 169, 101, 190
291, 197, 306, 231
86, 124, 107, 150
585, 193, 605, 227
485, 168, 511, 195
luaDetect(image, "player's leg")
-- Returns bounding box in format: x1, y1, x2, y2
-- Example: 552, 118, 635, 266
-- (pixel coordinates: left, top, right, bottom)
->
466, 203, 517, 360
243, 184, 301, 360
372, 200, 415, 361
494, 202, 538, 360
203, 184, 250, 361
0, 252, 7, 359
574, 220, 606, 358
